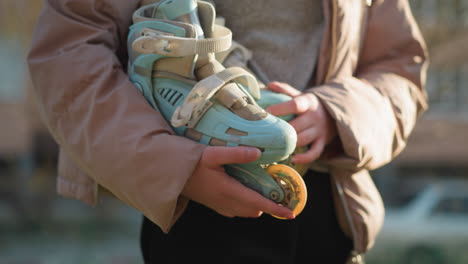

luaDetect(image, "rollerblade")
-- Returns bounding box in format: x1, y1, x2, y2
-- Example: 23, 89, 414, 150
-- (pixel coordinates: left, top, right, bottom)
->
255, 90, 310, 177
127, 0, 307, 217
218, 42, 310, 177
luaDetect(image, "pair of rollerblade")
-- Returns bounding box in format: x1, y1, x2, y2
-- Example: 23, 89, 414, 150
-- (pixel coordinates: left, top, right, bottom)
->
127, 0, 307, 217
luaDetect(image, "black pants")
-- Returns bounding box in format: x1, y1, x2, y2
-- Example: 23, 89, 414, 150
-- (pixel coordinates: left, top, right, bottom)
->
140, 170, 353, 264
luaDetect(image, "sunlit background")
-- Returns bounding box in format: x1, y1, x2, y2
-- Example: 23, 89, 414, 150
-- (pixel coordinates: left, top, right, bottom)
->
0, 1, 467, 263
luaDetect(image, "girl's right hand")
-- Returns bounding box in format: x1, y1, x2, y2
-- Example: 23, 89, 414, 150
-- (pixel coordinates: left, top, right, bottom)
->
182, 146, 295, 219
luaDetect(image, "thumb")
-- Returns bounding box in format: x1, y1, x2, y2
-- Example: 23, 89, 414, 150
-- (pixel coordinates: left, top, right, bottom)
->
202, 146, 261, 167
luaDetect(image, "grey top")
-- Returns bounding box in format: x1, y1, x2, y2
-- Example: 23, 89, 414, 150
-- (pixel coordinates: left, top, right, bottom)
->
212, 0, 324, 91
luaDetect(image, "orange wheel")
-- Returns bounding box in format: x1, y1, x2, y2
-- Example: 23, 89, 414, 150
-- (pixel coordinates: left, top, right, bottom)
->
265, 164, 307, 219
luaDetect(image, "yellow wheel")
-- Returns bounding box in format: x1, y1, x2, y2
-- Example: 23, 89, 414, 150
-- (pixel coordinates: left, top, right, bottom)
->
265, 164, 307, 219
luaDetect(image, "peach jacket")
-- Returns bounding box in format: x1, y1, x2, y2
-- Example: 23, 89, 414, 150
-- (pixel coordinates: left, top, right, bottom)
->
27, 0, 428, 255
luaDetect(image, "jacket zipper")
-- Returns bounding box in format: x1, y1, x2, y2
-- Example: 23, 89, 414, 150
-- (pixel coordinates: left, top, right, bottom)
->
336, 179, 364, 264
325, 0, 372, 82
324, 0, 338, 82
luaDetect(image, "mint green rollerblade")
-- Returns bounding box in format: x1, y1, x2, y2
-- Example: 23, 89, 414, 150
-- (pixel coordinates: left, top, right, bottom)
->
127, 0, 307, 217
255, 90, 310, 177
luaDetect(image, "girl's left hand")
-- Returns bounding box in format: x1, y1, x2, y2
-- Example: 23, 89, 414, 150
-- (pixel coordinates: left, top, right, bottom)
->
265, 82, 337, 164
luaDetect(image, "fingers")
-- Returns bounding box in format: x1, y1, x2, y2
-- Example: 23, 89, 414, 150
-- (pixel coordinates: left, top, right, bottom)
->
258, 198, 296, 219
266, 95, 311, 117
212, 177, 295, 219
190, 146, 295, 220
229, 184, 295, 219
296, 127, 319, 147
267, 82, 301, 97
202, 146, 261, 167
292, 138, 326, 164
266, 92, 320, 117
213, 180, 265, 218
289, 110, 317, 133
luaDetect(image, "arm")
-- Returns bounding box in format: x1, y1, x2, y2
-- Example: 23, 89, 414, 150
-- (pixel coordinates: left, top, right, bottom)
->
307, 0, 428, 171
27, 0, 292, 232
27, 0, 207, 231
233, 0, 427, 173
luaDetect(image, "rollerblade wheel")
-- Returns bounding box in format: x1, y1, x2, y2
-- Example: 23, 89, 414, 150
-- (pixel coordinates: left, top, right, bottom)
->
266, 164, 307, 219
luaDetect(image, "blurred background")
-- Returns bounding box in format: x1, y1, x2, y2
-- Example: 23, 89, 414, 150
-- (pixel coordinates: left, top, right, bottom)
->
0, 1, 143, 264
0, 0, 467, 263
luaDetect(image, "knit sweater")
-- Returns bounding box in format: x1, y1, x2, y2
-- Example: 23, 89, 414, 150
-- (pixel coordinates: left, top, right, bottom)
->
212, 0, 323, 91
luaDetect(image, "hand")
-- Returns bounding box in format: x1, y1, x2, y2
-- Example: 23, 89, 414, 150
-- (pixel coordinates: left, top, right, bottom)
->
182, 146, 295, 219
265, 82, 337, 164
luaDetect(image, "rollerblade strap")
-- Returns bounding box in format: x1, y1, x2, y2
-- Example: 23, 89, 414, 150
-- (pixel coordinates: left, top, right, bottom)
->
171, 67, 260, 128
132, 24, 232, 57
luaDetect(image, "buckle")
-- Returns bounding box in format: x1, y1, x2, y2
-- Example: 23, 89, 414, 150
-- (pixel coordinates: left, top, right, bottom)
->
133, 36, 173, 55
132, 28, 175, 55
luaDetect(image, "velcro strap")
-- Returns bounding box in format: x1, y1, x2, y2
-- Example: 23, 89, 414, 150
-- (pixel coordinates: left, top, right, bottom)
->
132, 24, 232, 56
171, 67, 260, 128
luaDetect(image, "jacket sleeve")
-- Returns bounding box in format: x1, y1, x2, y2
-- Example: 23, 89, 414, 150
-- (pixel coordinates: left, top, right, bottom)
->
309, 0, 429, 171
27, 0, 206, 232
